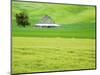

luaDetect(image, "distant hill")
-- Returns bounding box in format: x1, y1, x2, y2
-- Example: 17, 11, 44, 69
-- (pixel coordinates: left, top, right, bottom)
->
12, 1, 96, 25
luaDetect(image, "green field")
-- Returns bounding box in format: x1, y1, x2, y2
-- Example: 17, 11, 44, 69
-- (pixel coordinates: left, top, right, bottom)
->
12, 1, 96, 74
12, 37, 95, 73
13, 23, 96, 39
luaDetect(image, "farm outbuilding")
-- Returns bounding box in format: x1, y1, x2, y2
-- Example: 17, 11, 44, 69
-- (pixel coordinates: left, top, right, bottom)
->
35, 15, 60, 28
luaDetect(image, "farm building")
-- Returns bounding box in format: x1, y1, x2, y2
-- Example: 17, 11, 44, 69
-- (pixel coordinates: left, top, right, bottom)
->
35, 15, 60, 28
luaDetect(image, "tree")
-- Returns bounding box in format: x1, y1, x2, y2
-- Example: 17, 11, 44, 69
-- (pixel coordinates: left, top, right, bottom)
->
16, 12, 30, 27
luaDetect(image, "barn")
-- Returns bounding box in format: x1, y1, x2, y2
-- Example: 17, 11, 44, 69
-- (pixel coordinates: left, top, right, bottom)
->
35, 15, 60, 28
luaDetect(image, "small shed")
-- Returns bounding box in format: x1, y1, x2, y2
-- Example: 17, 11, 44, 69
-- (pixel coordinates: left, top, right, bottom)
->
35, 15, 60, 28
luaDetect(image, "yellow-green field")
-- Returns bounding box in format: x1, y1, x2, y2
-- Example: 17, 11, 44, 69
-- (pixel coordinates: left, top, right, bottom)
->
12, 37, 96, 73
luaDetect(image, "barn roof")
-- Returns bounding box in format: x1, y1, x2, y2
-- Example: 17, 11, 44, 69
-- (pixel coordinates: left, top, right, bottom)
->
35, 24, 60, 26
39, 15, 55, 24
35, 15, 60, 27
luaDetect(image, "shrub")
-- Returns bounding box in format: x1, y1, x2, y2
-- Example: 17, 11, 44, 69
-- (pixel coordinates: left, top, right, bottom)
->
16, 12, 30, 27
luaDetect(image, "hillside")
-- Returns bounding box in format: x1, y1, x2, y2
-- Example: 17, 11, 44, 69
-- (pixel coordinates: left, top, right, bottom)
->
12, 1, 96, 25
12, 1, 96, 38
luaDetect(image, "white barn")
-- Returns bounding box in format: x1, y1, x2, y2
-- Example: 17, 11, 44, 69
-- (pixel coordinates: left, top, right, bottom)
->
35, 15, 60, 28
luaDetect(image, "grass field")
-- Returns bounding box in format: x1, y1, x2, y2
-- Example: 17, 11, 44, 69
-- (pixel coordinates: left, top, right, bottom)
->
13, 23, 96, 39
12, 1, 96, 74
12, 37, 96, 73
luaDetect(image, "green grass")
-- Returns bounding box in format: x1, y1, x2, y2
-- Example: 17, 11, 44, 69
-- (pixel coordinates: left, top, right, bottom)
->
12, 37, 96, 73
13, 23, 96, 39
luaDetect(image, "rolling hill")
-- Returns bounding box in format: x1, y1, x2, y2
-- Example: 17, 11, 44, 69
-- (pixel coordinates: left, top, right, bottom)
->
12, 1, 96, 25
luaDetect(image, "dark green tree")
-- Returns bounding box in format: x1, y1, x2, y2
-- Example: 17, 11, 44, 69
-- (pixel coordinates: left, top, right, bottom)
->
16, 12, 30, 27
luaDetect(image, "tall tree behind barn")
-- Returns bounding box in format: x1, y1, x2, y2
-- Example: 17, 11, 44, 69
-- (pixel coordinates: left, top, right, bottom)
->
16, 12, 30, 27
